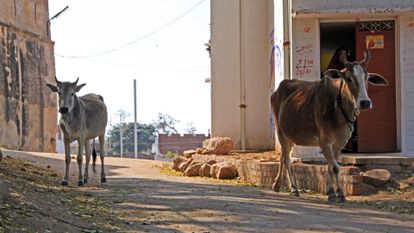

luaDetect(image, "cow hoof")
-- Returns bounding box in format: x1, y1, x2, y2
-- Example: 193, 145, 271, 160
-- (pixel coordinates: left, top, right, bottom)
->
101, 177, 107, 183
61, 180, 68, 186
83, 179, 88, 184
335, 194, 346, 203
78, 181, 84, 186
272, 183, 280, 192
290, 190, 300, 197
328, 194, 336, 203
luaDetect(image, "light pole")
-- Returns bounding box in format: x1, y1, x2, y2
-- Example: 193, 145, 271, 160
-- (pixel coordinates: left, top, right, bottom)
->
133, 79, 138, 159
119, 113, 123, 158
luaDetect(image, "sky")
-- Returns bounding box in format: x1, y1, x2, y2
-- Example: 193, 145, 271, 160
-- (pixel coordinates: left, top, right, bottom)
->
48, 0, 211, 134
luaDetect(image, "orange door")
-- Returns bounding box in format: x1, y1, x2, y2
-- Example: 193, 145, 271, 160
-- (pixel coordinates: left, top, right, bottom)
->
356, 21, 397, 152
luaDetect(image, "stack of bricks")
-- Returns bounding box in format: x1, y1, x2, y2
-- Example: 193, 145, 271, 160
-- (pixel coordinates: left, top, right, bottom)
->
340, 166, 377, 196
193, 154, 376, 196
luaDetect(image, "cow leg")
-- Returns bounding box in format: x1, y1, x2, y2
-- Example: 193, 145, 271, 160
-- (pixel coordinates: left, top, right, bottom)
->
321, 142, 344, 202
84, 140, 91, 184
320, 141, 336, 200
272, 135, 292, 193
273, 137, 297, 196
77, 139, 84, 186
62, 137, 71, 186
272, 150, 285, 192
326, 165, 336, 202
99, 135, 107, 183
283, 144, 299, 197
332, 144, 346, 203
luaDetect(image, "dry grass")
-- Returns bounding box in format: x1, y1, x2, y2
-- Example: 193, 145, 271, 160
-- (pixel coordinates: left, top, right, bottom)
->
0, 156, 122, 232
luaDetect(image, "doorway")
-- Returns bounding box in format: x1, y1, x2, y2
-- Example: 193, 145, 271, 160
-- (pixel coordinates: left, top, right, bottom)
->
320, 21, 397, 153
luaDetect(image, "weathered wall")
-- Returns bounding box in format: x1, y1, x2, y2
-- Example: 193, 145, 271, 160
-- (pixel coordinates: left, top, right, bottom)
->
292, 0, 414, 14
211, 0, 241, 148
401, 14, 414, 156
210, 0, 274, 150
158, 134, 210, 154
0, 0, 57, 152
290, 18, 321, 158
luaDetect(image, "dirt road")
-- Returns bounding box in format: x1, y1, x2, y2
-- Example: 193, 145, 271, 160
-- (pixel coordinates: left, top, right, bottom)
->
1, 150, 413, 233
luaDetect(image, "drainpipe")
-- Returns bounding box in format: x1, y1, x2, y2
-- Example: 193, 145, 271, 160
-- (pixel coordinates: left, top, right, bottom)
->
283, 0, 292, 80
239, 0, 246, 151
17, 47, 23, 148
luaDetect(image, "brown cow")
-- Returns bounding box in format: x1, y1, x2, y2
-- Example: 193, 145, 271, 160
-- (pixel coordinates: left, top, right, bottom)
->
271, 49, 387, 202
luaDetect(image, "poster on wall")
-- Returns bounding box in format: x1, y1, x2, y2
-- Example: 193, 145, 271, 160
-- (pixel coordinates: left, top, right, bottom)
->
366, 35, 384, 49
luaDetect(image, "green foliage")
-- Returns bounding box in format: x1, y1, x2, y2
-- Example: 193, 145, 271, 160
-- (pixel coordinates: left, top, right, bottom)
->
164, 151, 180, 159
107, 122, 157, 154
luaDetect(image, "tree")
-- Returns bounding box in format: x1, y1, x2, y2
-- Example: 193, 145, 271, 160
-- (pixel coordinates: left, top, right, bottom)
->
108, 122, 157, 154
153, 112, 179, 134
185, 122, 197, 134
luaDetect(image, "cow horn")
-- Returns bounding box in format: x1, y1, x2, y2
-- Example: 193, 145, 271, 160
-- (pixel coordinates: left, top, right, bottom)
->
339, 49, 349, 66
54, 76, 60, 84
362, 49, 371, 65
74, 77, 79, 85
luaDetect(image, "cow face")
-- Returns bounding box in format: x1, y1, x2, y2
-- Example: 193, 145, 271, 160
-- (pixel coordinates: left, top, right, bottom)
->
324, 49, 388, 110
46, 77, 86, 114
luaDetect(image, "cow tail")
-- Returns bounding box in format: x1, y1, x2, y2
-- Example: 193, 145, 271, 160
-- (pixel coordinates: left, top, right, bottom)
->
92, 138, 97, 172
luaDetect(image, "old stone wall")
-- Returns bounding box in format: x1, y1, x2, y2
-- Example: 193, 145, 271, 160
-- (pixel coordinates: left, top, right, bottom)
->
158, 134, 210, 155
0, 0, 57, 152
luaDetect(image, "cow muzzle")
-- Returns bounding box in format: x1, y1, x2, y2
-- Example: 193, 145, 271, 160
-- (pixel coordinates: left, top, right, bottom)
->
359, 100, 372, 110
59, 107, 69, 114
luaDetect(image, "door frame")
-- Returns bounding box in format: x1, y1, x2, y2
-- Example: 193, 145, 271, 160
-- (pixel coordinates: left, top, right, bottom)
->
317, 16, 402, 152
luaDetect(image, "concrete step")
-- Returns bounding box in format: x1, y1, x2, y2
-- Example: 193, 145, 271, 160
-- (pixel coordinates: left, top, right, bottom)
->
340, 155, 414, 166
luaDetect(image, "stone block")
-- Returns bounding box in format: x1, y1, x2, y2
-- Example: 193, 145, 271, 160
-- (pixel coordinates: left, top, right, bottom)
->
184, 162, 203, 177
344, 183, 378, 196
206, 159, 217, 165
340, 174, 363, 184
195, 147, 204, 154
360, 164, 410, 175
340, 166, 361, 175
215, 163, 238, 179
178, 157, 193, 172
362, 169, 391, 186
202, 137, 234, 155
173, 156, 188, 171
210, 162, 237, 179
199, 163, 211, 177
183, 150, 196, 158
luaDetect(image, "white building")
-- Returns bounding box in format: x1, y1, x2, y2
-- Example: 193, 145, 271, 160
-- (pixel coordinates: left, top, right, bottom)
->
210, 0, 414, 157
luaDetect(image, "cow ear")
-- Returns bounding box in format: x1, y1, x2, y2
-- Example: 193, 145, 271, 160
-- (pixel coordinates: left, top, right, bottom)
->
46, 83, 58, 92
368, 73, 388, 86
75, 83, 86, 92
323, 69, 343, 79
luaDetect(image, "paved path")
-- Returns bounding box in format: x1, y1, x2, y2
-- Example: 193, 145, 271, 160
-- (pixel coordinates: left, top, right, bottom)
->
4, 150, 414, 233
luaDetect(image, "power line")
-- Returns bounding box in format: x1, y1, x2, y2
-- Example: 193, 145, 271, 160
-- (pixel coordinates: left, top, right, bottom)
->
56, 0, 206, 59
59, 57, 209, 73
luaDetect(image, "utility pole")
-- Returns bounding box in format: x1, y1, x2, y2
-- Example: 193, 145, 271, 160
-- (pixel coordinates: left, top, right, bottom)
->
108, 117, 112, 155
119, 113, 123, 158
133, 79, 138, 159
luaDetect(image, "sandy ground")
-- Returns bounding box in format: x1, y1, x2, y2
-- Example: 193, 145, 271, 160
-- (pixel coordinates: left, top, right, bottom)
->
0, 150, 413, 233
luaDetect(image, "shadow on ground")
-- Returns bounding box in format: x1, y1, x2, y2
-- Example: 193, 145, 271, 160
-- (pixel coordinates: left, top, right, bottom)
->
2, 150, 414, 233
